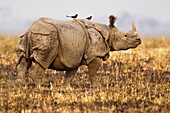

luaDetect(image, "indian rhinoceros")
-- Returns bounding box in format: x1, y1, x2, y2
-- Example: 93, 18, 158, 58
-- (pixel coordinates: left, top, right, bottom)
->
16, 15, 141, 87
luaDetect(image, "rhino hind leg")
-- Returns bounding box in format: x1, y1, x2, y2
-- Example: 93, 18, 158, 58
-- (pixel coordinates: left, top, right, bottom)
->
88, 58, 101, 87
31, 62, 45, 88
64, 68, 78, 86
16, 57, 31, 86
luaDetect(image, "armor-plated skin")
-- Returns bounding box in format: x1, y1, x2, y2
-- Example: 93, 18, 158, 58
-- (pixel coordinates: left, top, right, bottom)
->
16, 17, 141, 87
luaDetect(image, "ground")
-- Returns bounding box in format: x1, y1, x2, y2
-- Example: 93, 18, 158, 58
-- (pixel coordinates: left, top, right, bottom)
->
0, 36, 170, 112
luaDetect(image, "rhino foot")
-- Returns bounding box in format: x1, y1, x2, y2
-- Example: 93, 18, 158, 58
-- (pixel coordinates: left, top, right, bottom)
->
91, 82, 102, 88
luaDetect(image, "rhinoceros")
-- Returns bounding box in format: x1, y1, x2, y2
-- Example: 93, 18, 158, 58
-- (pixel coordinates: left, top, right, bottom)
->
16, 15, 141, 87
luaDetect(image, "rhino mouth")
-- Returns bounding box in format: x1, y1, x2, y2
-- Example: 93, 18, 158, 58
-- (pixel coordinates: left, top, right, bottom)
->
136, 39, 142, 44
129, 39, 141, 49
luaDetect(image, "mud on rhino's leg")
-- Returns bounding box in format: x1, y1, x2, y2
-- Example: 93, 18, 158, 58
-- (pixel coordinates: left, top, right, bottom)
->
16, 57, 31, 85
88, 58, 101, 86
31, 62, 45, 88
64, 68, 78, 86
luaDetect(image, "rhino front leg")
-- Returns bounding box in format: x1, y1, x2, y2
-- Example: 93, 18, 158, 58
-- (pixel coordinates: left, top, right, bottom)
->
88, 58, 101, 86
31, 62, 45, 88
64, 68, 78, 86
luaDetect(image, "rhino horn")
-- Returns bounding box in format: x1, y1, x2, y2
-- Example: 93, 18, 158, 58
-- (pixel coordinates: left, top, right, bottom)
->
132, 22, 137, 32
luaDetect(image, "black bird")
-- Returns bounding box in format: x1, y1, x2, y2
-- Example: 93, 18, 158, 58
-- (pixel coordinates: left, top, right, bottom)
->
66, 14, 78, 18
86, 16, 92, 20
108, 15, 117, 28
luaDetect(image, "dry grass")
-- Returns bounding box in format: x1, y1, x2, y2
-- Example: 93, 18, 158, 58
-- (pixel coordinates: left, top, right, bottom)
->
0, 36, 170, 112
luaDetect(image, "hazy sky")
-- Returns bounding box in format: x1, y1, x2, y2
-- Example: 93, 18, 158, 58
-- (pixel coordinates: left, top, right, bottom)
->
0, 0, 170, 34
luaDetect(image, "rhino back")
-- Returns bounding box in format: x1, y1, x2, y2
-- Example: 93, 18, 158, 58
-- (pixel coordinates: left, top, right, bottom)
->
57, 21, 87, 68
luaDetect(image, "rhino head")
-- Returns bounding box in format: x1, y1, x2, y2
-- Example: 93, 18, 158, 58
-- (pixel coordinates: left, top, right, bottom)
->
108, 16, 141, 51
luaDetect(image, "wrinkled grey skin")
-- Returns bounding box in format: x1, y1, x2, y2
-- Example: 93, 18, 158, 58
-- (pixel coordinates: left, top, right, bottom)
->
16, 17, 141, 87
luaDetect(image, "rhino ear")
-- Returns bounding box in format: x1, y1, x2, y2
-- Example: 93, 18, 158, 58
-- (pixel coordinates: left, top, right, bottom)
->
132, 22, 137, 32
108, 15, 117, 25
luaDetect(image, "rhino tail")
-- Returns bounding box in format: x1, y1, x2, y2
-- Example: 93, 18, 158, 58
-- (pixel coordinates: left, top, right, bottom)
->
16, 32, 32, 66
21, 32, 31, 59
26, 31, 32, 59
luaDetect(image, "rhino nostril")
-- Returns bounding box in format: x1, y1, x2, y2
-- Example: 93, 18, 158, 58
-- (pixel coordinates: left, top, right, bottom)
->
136, 36, 141, 40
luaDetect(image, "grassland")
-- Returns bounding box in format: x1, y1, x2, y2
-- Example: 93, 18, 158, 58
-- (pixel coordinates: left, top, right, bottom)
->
0, 36, 170, 112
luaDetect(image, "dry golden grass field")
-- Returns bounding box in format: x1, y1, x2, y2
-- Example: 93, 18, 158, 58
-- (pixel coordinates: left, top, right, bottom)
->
0, 35, 170, 113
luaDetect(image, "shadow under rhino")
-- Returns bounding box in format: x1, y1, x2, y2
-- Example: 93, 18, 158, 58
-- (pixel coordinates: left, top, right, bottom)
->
16, 15, 141, 87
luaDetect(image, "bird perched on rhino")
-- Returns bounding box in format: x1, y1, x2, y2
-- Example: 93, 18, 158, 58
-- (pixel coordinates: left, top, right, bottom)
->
66, 14, 78, 19
86, 16, 92, 20
108, 15, 117, 28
